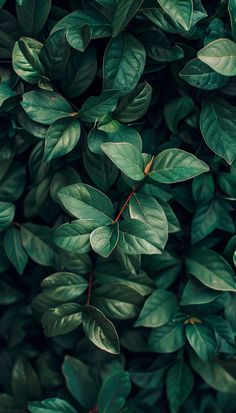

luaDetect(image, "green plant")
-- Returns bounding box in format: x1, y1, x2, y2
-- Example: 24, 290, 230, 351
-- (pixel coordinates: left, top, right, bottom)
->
1, 0, 236, 412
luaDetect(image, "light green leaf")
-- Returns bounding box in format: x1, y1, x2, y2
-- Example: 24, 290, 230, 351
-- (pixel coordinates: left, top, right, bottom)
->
156, 0, 193, 31
101, 142, 145, 181
12, 37, 44, 84
118, 219, 164, 255
42, 303, 83, 337
103, 33, 145, 94
41, 272, 88, 302
82, 305, 120, 354
0, 202, 15, 231
3, 226, 28, 274
186, 322, 217, 362
28, 398, 78, 413
112, 0, 143, 37
21, 90, 74, 125
44, 117, 81, 162
198, 38, 236, 76
186, 248, 236, 292
129, 194, 168, 249
135, 289, 178, 327
149, 149, 209, 183
200, 98, 236, 164
90, 223, 119, 257
54, 220, 94, 253
57, 183, 114, 224
98, 371, 131, 413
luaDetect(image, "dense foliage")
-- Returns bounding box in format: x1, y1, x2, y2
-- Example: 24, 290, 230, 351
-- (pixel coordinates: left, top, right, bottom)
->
1, 0, 236, 412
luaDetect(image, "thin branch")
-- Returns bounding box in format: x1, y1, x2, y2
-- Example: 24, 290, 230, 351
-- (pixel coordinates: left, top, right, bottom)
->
113, 190, 135, 223
86, 274, 93, 306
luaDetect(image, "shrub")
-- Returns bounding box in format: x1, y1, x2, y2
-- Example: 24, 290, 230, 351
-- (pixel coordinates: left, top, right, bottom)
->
1, 0, 236, 412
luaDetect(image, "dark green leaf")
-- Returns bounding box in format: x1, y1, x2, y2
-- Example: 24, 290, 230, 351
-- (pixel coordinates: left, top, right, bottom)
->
42, 303, 83, 336
98, 371, 131, 413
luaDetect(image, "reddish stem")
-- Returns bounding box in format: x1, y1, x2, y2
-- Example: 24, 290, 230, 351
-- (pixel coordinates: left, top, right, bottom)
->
113, 190, 135, 223
13, 221, 21, 229
86, 274, 93, 306
88, 407, 98, 413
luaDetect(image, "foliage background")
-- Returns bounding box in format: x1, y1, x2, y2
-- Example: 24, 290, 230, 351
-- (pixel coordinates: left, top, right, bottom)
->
1, 0, 236, 413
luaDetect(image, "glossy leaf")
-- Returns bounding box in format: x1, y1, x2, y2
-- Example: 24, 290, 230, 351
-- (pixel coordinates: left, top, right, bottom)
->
42, 303, 83, 336
198, 38, 236, 76
98, 371, 131, 413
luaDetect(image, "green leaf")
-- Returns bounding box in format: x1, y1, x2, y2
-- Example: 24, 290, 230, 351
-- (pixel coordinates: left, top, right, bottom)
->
54, 220, 93, 253
0, 279, 24, 305
11, 358, 41, 405
57, 183, 114, 224
16, 0, 51, 36
149, 314, 186, 353
98, 371, 131, 413
44, 117, 81, 162
149, 149, 209, 184
42, 303, 83, 337
228, 0, 236, 41
118, 219, 165, 255
92, 283, 143, 319
112, 0, 143, 36
103, 33, 145, 95
198, 38, 236, 76
114, 82, 152, 123
61, 48, 97, 99
164, 96, 194, 133
129, 194, 168, 249
21, 223, 56, 267
179, 58, 228, 90
200, 98, 236, 165
28, 399, 78, 413
186, 322, 217, 362
166, 361, 194, 413
79, 90, 120, 123
186, 248, 236, 292
12, 37, 44, 84
101, 142, 145, 181
62, 356, 98, 409
40, 29, 70, 80
3, 226, 28, 274
66, 24, 91, 52
156, 0, 193, 31
41, 272, 88, 302
21, 90, 74, 125
90, 222, 119, 257
0, 202, 15, 231
135, 289, 178, 327
82, 305, 120, 354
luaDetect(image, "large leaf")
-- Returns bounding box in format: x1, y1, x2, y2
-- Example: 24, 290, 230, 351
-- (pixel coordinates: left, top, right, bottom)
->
41, 272, 88, 302
135, 289, 178, 327
44, 117, 81, 162
62, 356, 98, 409
82, 305, 120, 354
103, 33, 146, 94
16, 0, 51, 36
42, 303, 83, 336
112, 0, 144, 36
200, 98, 236, 165
186, 248, 236, 292
149, 314, 186, 353
149, 149, 209, 183
179, 58, 228, 90
12, 37, 44, 84
198, 38, 236, 76
101, 142, 145, 181
118, 219, 165, 255
57, 183, 114, 224
186, 322, 217, 362
156, 0, 193, 31
98, 371, 131, 413
21, 90, 74, 125
40, 29, 70, 80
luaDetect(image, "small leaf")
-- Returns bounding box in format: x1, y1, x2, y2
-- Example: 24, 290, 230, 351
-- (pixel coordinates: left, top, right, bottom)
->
166, 361, 194, 413
186, 322, 217, 362
149, 149, 209, 184
112, 0, 144, 37
156, 0, 193, 31
98, 371, 131, 413
0, 202, 15, 231
12, 37, 44, 84
3, 226, 28, 274
42, 303, 83, 337
82, 305, 120, 354
90, 223, 119, 257
101, 142, 145, 181
54, 220, 93, 253
28, 398, 78, 413
41, 272, 88, 302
